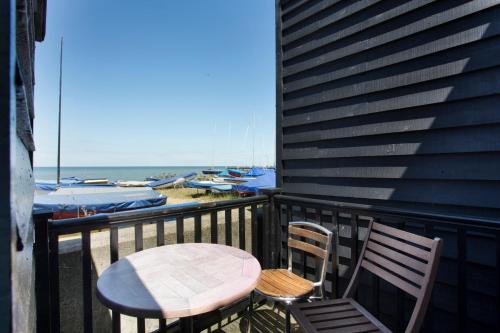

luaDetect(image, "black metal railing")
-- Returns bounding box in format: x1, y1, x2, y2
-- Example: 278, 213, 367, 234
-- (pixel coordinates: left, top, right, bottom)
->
35, 190, 500, 332
34, 194, 272, 333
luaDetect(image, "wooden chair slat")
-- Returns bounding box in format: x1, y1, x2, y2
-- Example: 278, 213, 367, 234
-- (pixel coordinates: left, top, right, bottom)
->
275, 269, 313, 290
366, 240, 427, 274
320, 323, 380, 333
370, 232, 430, 261
288, 238, 327, 259
289, 226, 329, 245
364, 250, 424, 287
308, 310, 362, 322
257, 269, 313, 298
361, 260, 420, 298
302, 304, 355, 316
313, 315, 370, 330
372, 222, 433, 249
298, 298, 351, 309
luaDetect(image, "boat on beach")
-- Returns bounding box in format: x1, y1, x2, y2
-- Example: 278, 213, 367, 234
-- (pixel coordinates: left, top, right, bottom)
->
185, 180, 233, 191
146, 172, 197, 189
227, 169, 247, 177
116, 180, 152, 187
34, 186, 166, 219
202, 169, 223, 175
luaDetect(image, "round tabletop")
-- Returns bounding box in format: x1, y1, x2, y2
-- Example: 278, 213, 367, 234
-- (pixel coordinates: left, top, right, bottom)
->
96, 243, 261, 319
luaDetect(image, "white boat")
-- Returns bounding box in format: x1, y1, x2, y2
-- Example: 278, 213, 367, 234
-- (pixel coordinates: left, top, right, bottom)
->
116, 180, 152, 187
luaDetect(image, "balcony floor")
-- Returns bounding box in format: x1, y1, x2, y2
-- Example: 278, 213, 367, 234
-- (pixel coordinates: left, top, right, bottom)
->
213, 304, 302, 333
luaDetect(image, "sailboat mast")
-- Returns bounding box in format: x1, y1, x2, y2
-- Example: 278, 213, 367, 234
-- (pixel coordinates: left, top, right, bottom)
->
57, 37, 63, 184
252, 112, 255, 167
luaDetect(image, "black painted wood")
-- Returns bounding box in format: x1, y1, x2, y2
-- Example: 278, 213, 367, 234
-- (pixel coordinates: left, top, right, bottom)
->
238, 207, 245, 250
82, 231, 92, 333
277, 0, 500, 218
156, 220, 165, 246
225, 209, 232, 246
251, 204, 258, 257
159, 319, 167, 333
176, 216, 184, 244
34, 214, 52, 333
457, 227, 467, 333
211, 211, 218, 244
331, 211, 339, 299
135, 224, 143, 252
194, 214, 202, 243
110, 227, 118, 262
49, 233, 60, 333
137, 318, 145, 333
111, 312, 120, 333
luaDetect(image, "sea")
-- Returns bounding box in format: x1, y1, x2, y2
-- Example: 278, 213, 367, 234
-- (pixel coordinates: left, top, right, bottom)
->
34, 166, 225, 182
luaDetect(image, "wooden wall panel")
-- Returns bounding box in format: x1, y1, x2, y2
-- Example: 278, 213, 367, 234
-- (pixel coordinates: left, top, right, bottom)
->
276, 0, 500, 217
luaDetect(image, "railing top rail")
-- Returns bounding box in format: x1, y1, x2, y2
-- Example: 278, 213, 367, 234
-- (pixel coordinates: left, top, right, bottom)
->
48, 195, 269, 235
274, 194, 500, 230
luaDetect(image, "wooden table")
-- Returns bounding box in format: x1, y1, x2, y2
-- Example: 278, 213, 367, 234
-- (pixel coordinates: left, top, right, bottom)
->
96, 243, 261, 333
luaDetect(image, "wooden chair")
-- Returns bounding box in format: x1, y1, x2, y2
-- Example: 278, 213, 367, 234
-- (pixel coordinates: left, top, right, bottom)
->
289, 220, 442, 333
253, 221, 333, 333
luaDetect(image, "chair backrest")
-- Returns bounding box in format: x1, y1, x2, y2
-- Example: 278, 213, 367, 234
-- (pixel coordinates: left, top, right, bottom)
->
344, 220, 443, 333
287, 221, 333, 296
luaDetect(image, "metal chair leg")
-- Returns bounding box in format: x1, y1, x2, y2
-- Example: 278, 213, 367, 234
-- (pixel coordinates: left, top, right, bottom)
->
285, 305, 291, 333
246, 291, 254, 333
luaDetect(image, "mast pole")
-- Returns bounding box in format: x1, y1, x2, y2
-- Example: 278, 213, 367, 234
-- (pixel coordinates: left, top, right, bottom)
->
57, 37, 63, 184
252, 112, 255, 167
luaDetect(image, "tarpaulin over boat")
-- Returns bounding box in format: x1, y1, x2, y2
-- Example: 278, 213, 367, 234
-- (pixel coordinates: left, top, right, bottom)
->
35, 177, 115, 192
33, 187, 166, 219
245, 167, 265, 177
228, 169, 247, 177
233, 169, 276, 194
185, 180, 233, 190
146, 172, 197, 189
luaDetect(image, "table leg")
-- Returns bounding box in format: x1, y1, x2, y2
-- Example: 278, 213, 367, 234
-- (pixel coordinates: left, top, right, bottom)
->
179, 317, 194, 333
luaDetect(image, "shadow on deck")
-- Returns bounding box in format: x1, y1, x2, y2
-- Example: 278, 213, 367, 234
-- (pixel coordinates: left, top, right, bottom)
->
214, 305, 302, 333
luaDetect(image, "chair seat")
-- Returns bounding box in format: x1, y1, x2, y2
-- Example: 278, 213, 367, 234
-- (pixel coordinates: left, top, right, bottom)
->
289, 298, 391, 333
255, 269, 314, 299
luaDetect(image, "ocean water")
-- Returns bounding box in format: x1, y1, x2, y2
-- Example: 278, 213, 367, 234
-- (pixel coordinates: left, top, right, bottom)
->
34, 166, 225, 182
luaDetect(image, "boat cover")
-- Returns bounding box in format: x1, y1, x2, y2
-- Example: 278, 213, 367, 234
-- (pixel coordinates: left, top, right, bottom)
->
217, 170, 231, 177
185, 180, 233, 190
35, 177, 116, 192
33, 187, 166, 215
202, 169, 223, 175
245, 167, 265, 177
228, 169, 247, 177
146, 172, 197, 188
233, 169, 276, 194
211, 184, 233, 192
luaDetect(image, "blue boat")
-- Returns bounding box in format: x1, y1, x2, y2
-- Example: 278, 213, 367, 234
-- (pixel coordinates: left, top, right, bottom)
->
202, 169, 223, 175
228, 169, 247, 177
33, 186, 166, 219
233, 169, 276, 195
146, 172, 197, 189
185, 180, 233, 191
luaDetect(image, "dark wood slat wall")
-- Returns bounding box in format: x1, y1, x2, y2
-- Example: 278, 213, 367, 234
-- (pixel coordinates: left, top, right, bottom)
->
276, 0, 500, 218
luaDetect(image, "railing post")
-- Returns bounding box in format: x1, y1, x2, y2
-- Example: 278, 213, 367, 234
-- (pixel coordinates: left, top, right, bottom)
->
34, 212, 53, 333
262, 188, 281, 269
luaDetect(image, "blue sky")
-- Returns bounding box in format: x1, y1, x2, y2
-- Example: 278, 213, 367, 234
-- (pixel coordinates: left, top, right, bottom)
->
34, 1, 276, 167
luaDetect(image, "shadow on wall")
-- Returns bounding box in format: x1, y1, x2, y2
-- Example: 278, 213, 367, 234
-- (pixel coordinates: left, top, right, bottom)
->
365, 8, 500, 333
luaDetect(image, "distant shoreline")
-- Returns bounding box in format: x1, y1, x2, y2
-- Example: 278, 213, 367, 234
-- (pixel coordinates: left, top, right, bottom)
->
33, 165, 274, 182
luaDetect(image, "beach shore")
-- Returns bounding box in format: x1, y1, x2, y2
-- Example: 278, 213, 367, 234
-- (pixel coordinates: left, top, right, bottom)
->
157, 186, 239, 205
